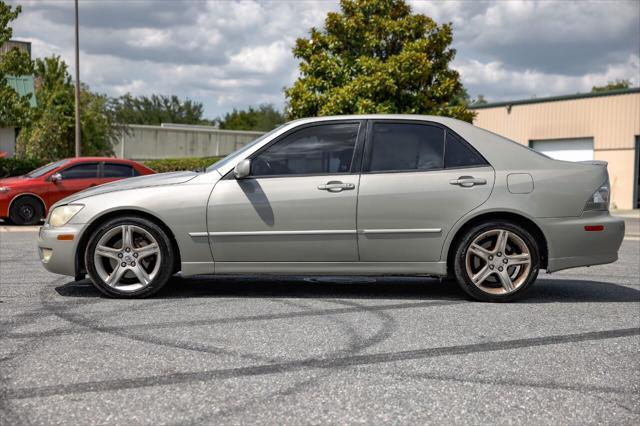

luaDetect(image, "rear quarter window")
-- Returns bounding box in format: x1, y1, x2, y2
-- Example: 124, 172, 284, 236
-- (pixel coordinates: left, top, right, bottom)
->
444, 132, 488, 168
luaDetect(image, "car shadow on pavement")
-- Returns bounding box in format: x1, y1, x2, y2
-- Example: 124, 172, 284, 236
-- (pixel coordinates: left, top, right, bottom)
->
54, 275, 640, 303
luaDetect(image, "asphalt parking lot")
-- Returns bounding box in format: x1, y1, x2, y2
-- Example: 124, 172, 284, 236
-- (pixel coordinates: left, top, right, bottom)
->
1, 218, 639, 425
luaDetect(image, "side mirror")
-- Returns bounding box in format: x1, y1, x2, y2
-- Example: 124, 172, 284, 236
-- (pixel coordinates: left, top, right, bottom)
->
50, 173, 62, 183
234, 159, 251, 179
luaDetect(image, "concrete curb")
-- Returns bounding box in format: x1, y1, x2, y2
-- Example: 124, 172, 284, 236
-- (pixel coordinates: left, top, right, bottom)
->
0, 226, 39, 232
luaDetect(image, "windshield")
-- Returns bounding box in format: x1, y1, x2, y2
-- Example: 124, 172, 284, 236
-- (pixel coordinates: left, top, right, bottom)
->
205, 125, 285, 173
25, 159, 69, 178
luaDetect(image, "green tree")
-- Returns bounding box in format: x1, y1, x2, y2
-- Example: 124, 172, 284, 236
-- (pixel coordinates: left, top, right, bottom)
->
16, 56, 117, 160
217, 104, 285, 131
112, 94, 208, 125
591, 79, 632, 93
0, 1, 34, 128
471, 94, 487, 106
284, 0, 474, 122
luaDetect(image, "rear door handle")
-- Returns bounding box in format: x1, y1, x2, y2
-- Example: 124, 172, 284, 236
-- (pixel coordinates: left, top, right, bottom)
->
318, 181, 355, 192
449, 176, 487, 187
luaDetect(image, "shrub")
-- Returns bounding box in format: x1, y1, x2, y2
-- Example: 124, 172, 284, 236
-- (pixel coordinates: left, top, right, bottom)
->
0, 157, 48, 178
142, 156, 223, 173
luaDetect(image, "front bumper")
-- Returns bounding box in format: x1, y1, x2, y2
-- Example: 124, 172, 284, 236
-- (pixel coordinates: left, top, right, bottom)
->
37, 223, 84, 276
0, 194, 10, 218
540, 212, 625, 273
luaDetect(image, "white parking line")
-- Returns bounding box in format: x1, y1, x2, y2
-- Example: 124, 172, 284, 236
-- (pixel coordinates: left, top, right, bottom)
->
0, 226, 40, 232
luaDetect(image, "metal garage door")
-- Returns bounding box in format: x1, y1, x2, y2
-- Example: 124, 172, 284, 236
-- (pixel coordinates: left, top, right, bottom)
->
530, 138, 594, 162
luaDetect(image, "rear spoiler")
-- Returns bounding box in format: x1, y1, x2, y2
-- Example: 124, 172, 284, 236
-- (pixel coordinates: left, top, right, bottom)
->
579, 160, 608, 168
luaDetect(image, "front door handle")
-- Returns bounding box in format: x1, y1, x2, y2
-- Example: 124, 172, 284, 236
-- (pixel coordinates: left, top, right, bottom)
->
449, 176, 487, 187
318, 181, 355, 192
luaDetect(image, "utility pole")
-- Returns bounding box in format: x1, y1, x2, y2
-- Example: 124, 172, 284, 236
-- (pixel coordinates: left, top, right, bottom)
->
74, 0, 81, 157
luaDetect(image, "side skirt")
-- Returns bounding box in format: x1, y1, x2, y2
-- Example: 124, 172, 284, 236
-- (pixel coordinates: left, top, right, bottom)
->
205, 261, 447, 277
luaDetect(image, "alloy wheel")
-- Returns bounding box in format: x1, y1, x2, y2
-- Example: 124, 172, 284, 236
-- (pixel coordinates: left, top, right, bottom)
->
93, 224, 161, 292
464, 229, 532, 295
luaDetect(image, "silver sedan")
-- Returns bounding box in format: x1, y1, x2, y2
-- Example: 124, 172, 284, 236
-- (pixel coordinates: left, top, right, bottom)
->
38, 115, 625, 302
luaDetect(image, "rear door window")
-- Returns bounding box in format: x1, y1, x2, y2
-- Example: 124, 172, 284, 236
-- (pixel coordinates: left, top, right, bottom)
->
103, 163, 138, 178
368, 123, 445, 172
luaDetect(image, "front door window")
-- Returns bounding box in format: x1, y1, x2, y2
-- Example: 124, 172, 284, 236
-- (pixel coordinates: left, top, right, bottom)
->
251, 123, 360, 176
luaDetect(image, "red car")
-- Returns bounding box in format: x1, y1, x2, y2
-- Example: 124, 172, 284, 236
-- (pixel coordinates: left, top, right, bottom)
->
0, 157, 154, 225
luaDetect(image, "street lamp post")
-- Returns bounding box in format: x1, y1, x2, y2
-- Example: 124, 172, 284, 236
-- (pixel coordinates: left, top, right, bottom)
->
74, 0, 81, 157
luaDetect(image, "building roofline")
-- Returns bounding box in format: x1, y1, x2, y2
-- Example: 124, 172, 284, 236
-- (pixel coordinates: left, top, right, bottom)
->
470, 87, 640, 110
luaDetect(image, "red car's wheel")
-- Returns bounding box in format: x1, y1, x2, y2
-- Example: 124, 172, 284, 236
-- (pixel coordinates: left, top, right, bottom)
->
9, 196, 44, 226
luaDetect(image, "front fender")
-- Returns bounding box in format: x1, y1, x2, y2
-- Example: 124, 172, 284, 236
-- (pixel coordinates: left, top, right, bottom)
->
69, 181, 216, 275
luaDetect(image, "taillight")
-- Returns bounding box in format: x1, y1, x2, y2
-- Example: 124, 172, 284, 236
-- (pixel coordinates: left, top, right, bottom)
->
584, 179, 610, 211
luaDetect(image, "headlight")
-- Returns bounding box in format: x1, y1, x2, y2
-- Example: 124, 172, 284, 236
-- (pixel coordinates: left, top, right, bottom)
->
48, 205, 84, 227
0, 186, 10, 194
584, 180, 610, 211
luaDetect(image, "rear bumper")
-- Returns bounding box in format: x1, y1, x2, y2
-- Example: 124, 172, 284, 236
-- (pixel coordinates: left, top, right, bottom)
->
37, 223, 84, 276
540, 212, 625, 273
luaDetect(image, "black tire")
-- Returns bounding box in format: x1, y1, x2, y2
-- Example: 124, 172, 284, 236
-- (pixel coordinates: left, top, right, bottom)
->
452, 221, 540, 302
85, 216, 174, 298
9, 196, 44, 225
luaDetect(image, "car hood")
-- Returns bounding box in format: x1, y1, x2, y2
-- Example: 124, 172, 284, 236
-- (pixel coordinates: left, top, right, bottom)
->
0, 176, 31, 187
61, 171, 199, 204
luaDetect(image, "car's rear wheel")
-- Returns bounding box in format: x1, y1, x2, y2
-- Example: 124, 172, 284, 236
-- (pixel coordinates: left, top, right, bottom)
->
453, 221, 540, 302
9, 196, 44, 225
85, 216, 174, 298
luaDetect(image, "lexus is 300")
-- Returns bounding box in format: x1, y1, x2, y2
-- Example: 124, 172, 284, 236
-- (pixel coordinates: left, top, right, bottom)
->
38, 115, 624, 302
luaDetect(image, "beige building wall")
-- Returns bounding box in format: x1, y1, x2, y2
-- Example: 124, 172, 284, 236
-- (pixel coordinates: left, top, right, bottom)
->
472, 91, 640, 210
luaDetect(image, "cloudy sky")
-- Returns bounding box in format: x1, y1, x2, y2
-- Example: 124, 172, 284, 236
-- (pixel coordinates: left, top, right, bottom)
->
8, 0, 640, 119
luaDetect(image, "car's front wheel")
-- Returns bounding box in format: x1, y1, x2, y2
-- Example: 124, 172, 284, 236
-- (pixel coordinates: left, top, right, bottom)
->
85, 216, 174, 298
453, 221, 540, 302
9, 196, 44, 225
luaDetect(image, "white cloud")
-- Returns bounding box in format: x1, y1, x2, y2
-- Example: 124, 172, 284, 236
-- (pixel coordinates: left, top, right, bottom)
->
455, 54, 640, 101
127, 29, 172, 49
7, 0, 640, 117
229, 41, 290, 74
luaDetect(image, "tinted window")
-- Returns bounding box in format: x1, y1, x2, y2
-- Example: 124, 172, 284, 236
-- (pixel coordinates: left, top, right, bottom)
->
59, 163, 98, 179
104, 163, 137, 178
251, 123, 359, 176
369, 123, 444, 172
445, 132, 487, 168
